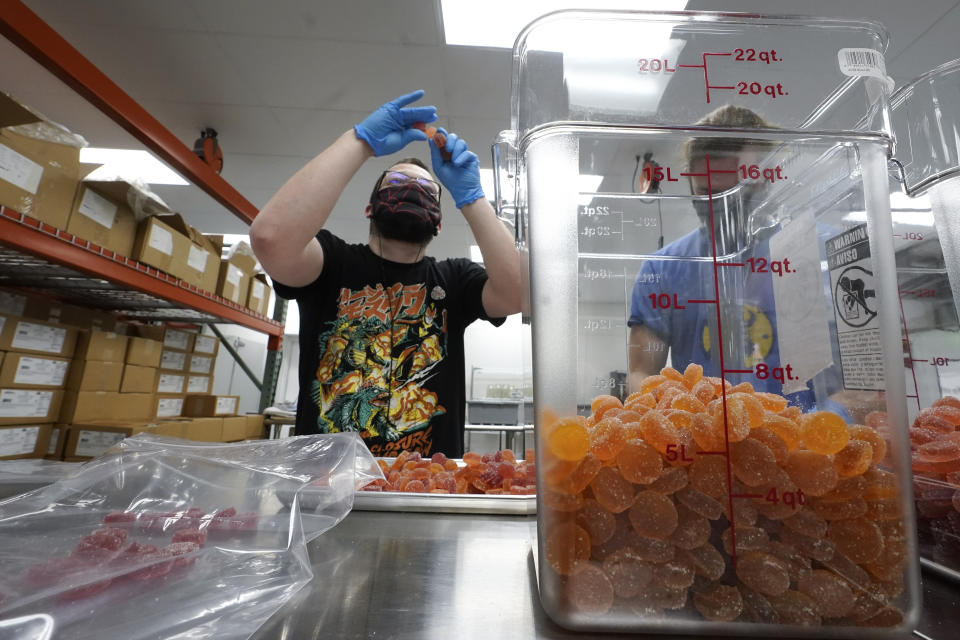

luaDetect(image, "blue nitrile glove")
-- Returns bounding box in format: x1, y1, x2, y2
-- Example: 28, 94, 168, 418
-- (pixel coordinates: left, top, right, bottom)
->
429, 128, 485, 209
354, 90, 437, 157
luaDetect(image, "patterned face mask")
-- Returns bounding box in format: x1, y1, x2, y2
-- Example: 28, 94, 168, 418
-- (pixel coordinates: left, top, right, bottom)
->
370, 183, 442, 244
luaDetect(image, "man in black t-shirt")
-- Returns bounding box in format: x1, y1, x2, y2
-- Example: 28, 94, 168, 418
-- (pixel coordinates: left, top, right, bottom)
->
250, 91, 522, 457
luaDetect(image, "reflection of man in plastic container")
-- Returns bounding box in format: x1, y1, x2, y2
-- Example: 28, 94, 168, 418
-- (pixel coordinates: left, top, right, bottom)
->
627, 105, 833, 412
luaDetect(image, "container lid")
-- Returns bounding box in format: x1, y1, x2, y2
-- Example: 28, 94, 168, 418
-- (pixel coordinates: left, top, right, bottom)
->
509, 10, 892, 139
890, 57, 960, 195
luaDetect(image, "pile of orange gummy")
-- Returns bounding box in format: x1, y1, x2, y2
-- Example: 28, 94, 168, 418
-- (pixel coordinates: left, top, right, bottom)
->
361, 449, 536, 495
539, 363, 907, 626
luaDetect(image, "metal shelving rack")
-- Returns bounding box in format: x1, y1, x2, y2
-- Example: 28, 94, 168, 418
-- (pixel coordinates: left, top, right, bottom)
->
0, 1, 285, 408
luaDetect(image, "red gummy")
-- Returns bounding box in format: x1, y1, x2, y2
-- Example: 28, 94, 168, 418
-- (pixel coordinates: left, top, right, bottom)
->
129, 545, 173, 581
172, 528, 207, 547
59, 578, 113, 601
164, 541, 201, 569
23, 556, 89, 589
73, 528, 128, 562
138, 511, 179, 533
431, 452, 448, 465
103, 511, 137, 524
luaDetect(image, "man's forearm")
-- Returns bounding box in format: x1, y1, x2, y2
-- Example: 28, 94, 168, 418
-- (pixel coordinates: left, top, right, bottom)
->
461, 198, 522, 316
252, 130, 372, 254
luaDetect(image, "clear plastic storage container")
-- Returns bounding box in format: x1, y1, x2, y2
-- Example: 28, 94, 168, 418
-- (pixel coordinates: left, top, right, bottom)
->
494, 10, 919, 635
889, 59, 960, 582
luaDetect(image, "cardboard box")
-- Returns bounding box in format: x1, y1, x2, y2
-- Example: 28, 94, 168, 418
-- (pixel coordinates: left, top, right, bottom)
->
74, 330, 128, 362
182, 417, 223, 442
131, 215, 179, 276
0, 388, 64, 425
0, 290, 115, 331
185, 374, 211, 395
66, 180, 140, 256
46, 424, 68, 459
121, 365, 156, 394
215, 242, 258, 305
0, 352, 70, 388
149, 419, 188, 439
245, 273, 272, 316
156, 373, 185, 395
182, 394, 239, 417
0, 92, 86, 227
159, 349, 187, 372
0, 423, 52, 460
191, 334, 219, 357
221, 416, 247, 442
153, 394, 184, 418
131, 214, 221, 291
136, 326, 194, 353
0, 313, 78, 357
187, 353, 214, 375
244, 413, 265, 439
126, 336, 163, 368
66, 360, 124, 392
60, 391, 153, 423
64, 423, 133, 460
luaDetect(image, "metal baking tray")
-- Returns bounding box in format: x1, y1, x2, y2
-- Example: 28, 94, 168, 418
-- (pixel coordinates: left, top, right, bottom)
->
352, 456, 537, 515
353, 490, 536, 515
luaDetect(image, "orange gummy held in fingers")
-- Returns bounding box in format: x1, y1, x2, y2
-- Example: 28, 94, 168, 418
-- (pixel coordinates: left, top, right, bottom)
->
801, 411, 850, 455
547, 417, 590, 461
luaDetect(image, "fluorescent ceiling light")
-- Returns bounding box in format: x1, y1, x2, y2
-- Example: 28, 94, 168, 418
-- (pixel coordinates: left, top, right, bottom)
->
470, 244, 483, 263
442, 0, 686, 49
80, 148, 188, 185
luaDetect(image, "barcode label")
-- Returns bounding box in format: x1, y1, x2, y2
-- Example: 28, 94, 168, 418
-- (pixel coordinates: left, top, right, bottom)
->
838, 48, 886, 78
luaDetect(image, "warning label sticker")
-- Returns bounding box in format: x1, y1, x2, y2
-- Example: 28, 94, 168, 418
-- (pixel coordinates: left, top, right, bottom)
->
826, 224, 885, 391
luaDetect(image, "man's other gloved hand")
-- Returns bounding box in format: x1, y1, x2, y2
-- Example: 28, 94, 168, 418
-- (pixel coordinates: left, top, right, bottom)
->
354, 90, 437, 157
429, 128, 485, 209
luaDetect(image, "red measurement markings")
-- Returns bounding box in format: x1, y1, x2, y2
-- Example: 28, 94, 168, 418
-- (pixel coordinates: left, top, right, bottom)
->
898, 287, 922, 412
678, 52, 733, 103
703, 153, 740, 566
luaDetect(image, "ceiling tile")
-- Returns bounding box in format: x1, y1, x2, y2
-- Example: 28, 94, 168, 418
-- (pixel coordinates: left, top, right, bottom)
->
214, 34, 447, 111
192, 0, 442, 45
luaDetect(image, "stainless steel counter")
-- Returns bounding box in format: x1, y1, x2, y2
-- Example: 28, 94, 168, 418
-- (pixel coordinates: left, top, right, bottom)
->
252, 510, 960, 640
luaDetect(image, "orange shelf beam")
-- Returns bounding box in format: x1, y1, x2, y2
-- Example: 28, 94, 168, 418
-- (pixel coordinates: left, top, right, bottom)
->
0, 1, 259, 225
0, 208, 282, 338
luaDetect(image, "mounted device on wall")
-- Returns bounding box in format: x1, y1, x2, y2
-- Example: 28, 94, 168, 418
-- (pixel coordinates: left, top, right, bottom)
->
194, 127, 224, 174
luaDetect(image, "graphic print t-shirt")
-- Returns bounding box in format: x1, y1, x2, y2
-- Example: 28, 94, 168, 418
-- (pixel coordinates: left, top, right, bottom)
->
274, 230, 503, 458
